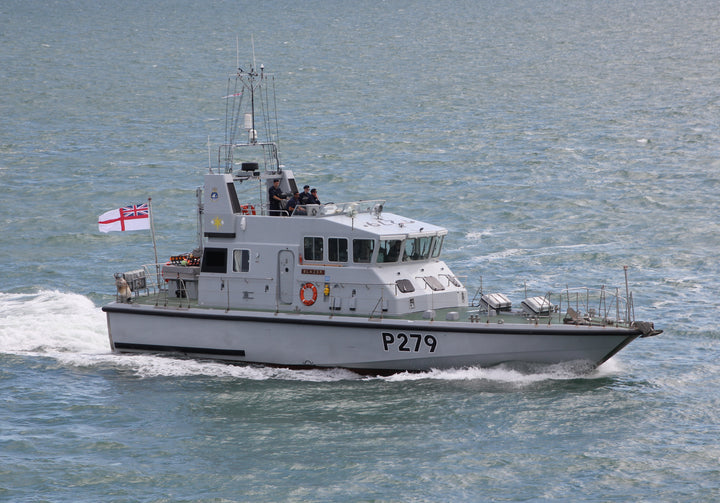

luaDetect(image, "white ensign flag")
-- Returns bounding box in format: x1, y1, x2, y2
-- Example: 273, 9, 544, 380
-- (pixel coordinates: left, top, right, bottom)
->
98, 203, 151, 233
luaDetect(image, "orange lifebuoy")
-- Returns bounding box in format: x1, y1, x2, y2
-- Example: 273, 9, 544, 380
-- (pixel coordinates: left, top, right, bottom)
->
241, 204, 256, 215
299, 282, 317, 306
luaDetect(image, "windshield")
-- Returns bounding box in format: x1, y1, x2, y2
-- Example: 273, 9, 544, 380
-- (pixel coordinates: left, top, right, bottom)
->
378, 239, 402, 263
402, 236, 433, 262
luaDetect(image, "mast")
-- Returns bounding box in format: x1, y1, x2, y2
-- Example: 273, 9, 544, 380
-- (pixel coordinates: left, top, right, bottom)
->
218, 56, 281, 175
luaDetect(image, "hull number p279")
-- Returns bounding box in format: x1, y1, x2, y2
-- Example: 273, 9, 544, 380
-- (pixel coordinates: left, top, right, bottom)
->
382, 332, 438, 353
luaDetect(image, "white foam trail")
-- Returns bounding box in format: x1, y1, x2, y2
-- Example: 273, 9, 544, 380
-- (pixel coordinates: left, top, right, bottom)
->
0, 290, 624, 383
0, 290, 107, 354
114, 354, 363, 381
384, 358, 623, 384
465, 230, 493, 240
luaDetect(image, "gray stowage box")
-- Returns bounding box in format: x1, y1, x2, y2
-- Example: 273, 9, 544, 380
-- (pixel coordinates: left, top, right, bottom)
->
123, 269, 147, 292
480, 293, 512, 312
521, 296, 556, 316
161, 264, 200, 299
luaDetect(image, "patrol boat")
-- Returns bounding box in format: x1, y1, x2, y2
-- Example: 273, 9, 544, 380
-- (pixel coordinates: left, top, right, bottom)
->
102, 63, 661, 374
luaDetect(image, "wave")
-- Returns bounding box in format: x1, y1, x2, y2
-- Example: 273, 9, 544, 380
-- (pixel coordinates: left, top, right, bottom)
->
384, 359, 623, 385
0, 290, 623, 383
0, 290, 108, 354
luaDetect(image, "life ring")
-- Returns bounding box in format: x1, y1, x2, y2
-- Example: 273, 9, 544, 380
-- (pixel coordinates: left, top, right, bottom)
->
241, 204, 256, 215
300, 282, 317, 306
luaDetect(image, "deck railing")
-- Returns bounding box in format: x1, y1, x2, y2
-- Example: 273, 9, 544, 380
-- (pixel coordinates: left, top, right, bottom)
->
118, 267, 635, 328
555, 285, 634, 326
470, 279, 635, 328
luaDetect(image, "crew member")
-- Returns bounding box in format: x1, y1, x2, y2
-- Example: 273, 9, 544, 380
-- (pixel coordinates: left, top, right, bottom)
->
307, 188, 321, 205
300, 185, 312, 205
268, 179, 284, 216
286, 192, 306, 216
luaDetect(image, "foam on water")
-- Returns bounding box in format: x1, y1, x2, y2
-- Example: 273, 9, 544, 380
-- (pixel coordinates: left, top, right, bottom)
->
0, 290, 107, 354
384, 359, 623, 385
464, 230, 493, 240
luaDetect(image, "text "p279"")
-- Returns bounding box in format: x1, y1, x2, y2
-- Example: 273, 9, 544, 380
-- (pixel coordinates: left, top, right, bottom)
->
381, 332, 438, 353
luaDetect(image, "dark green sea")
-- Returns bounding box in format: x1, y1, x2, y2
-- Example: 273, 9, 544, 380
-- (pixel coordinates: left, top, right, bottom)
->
2, 0, 719, 501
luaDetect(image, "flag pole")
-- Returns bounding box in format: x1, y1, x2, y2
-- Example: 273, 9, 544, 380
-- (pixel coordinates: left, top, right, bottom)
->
148, 197, 160, 287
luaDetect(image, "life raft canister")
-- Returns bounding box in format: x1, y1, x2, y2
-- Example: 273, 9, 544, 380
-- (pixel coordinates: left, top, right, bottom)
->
300, 282, 318, 306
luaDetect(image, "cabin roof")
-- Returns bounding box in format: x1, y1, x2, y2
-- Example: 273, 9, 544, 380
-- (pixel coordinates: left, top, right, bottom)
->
323, 211, 447, 238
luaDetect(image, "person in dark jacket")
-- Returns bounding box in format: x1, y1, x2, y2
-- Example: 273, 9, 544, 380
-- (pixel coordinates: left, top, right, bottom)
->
286, 192, 305, 215
268, 179, 285, 216
307, 188, 321, 205
299, 185, 312, 205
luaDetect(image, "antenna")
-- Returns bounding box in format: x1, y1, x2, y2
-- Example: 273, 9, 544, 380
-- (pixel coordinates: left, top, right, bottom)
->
251, 34, 256, 71
207, 135, 212, 173
236, 35, 240, 70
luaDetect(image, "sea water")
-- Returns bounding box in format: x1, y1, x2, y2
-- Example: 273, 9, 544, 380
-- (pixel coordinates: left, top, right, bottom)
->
2, 0, 720, 501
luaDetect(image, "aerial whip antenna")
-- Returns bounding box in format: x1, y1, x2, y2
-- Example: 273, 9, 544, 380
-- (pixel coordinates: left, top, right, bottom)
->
251, 34, 256, 71
207, 135, 212, 172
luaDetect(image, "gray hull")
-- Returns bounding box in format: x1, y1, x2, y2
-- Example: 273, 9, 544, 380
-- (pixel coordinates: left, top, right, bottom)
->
103, 303, 641, 373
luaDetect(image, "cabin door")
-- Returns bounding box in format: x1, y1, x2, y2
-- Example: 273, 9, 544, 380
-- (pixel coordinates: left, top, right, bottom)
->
278, 250, 295, 304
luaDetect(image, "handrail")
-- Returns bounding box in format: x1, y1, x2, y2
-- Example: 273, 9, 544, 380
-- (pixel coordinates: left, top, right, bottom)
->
126, 263, 634, 327
555, 285, 633, 326
369, 295, 386, 321
465, 277, 635, 328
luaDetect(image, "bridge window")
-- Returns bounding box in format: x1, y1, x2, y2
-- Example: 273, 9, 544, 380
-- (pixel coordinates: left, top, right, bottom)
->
431, 235, 444, 258
353, 239, 375, 263
402, 236, 433, 262
201, 247, 227, 273
377, 239, 402, 263
329, 238, 348, 262
233, 249, 250, 272
304, 237, 324, 261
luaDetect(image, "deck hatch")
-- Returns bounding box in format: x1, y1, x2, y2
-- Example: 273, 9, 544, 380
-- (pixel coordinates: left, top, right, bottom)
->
396, 279, 415, 293
422, 276, 445, 291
